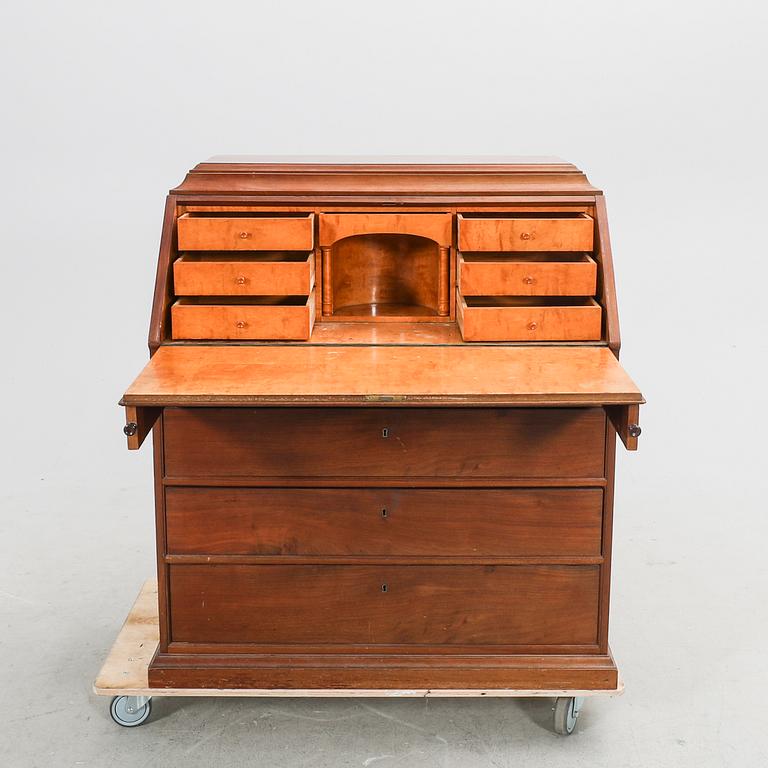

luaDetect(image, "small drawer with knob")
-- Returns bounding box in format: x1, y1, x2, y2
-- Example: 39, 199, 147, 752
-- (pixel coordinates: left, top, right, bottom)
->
177, 213, 314, 251
458, 253, 597, 296
170, 291, 316, 340
458, 212, 593, 252
173, 253, 315, 296
457, 291, 602, 342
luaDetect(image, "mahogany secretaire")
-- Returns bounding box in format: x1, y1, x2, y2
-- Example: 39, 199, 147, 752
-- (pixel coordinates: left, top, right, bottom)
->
119, 156, 643, 710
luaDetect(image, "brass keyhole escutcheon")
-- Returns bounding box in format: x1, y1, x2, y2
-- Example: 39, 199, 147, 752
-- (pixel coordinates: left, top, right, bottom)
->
381, 584, 388, 593
381, 508, 388, 518
382, 428, 389, 438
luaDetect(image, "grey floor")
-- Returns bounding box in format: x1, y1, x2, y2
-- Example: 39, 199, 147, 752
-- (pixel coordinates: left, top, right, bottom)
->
3, 450, 766, 767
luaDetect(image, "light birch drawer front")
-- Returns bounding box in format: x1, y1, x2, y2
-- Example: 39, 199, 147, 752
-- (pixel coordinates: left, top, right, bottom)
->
457, 293, 602, 342
319, 212, 452, 246
458, 213, 593, 252
173, 253, 315, 296
177, 213, 314, 251
171, 292, 316, 340
458, 253, 597, 296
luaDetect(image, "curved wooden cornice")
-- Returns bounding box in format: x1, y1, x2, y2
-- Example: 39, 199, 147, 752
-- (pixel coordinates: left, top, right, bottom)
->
172, 156, 600, 198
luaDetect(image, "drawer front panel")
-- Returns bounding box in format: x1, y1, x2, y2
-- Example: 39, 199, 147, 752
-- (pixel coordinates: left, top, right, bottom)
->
319, 213, 452, 247
458, 214, 593, 252
163, 407, 606, 479
458, 254, 597, 296
458, 294, 602, 342
171, 293, 315, 340
169, 564, 600, 645
173, 254, 314, 296
177, 214, 314, 251
166, 488, 604, 556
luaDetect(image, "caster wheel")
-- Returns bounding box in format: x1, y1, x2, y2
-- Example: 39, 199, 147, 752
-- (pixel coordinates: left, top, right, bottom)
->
110, 696, 152, 727
553, 696, 583, 735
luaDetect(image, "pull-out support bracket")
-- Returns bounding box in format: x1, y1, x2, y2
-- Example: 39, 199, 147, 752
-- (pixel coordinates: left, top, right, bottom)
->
607, 403, 641, 451
121, 404, 161, 450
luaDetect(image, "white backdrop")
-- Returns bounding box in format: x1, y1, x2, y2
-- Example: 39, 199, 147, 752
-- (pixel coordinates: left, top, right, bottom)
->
1, 2, 766, 766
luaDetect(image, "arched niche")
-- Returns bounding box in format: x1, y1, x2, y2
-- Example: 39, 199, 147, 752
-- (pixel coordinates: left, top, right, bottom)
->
328, 233, 447, 320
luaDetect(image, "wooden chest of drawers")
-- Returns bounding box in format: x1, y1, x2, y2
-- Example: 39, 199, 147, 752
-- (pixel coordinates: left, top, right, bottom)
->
120, 156, 643, 695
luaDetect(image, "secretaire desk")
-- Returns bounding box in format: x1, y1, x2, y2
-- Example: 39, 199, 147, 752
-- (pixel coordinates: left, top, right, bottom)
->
95, 156, 644, 735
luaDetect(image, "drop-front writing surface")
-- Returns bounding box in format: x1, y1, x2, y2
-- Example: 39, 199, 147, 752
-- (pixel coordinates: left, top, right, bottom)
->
121, 157, 642, 691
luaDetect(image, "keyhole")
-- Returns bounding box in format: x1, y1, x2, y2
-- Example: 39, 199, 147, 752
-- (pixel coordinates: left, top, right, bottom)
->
382, 428, 389, 438
381, 508, 388, 518
381, 584, 388, 593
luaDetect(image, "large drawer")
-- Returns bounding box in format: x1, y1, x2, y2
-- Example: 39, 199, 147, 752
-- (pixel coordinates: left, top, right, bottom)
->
165, 488, 604, 556
173, 253, 314, 296
171, 293, 315, 340
169, 564, 600, 645
162, 407, 607, 479
458, 213, 594, 252
177, 213, 314, 251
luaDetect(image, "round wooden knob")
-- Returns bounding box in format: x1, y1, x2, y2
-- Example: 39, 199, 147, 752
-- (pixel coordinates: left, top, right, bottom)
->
523, 276, 536, 285
235, 320, 247, 329
235, 276, 247, 285
239, 231, 251, 239
520, 232, 534, 241
527, 321, 538, 331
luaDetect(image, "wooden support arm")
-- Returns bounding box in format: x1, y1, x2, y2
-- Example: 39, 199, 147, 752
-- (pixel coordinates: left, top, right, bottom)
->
121, 405, 161, 450
607, 403, 641, 451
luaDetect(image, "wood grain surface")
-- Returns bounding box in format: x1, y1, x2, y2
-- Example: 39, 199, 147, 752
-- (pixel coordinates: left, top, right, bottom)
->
457, 295, 602, 342
171, 294, 315, 340
458, 253, 597, 296
168, 564, 600, 645
173, 253, 314, 296
161, 407, 606, 479
165, 487, 604, 557
177, 213, 314, 251
95, 581, 622, 694
458, 213, 594, 251
122, 345, 642, 406
319, 212, 451, 247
